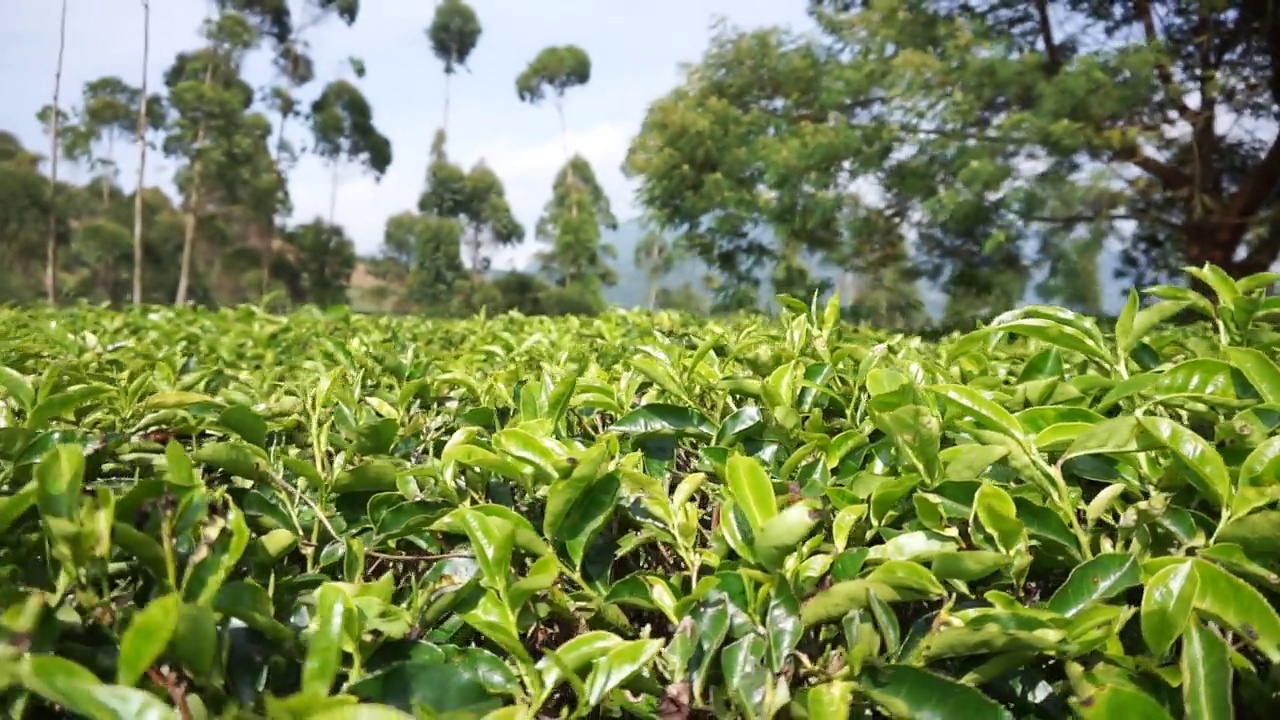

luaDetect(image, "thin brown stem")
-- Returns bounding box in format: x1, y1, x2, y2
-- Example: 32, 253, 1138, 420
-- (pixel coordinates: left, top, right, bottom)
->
45, 0, 70, 304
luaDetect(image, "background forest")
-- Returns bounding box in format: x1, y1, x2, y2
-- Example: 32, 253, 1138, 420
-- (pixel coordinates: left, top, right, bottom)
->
5, 0, 1280, 329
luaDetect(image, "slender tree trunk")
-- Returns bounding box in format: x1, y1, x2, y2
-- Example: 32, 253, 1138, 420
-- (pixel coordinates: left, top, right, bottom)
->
175, 174, 202, 305
45, 0, 70, 304
554, 94, 569, 160
469, 223, 484, 274
328, 159, 340, 225
443, 71, 452, 135
175, 62, 214, 306
132, 0, 151, 307
554, 93, 580, 221
647, 241, 660, 310
102, 133, 115, 206
264, 110, 290, 299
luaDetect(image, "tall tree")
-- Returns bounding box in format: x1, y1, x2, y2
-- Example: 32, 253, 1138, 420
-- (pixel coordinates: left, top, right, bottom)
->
74, 78, 159, 206
633, 225, 684, 310
309, 66, 393, 224
133, 0, 152, 306
414, 130, 522, 274
535, 155, 618, 304
844, 214, 927, 330
286, 218, 356, 306
458, 161, 523, 272
163, 10, 261, 305
516, 45, 591, 158
45, 0, 70, 303
382, 210, 466, 311
630, 0, 1280, 320
427, 0, 481, 134
417, 129, 468, 219
249, 0, 365, 298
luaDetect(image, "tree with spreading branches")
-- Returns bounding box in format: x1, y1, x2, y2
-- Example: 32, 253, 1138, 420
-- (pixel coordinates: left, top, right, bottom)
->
309, 63, 392, 224
516, 45, 590, 158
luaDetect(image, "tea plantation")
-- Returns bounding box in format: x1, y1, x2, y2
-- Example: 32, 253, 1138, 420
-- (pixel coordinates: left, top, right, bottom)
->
1, 263, 1280, 719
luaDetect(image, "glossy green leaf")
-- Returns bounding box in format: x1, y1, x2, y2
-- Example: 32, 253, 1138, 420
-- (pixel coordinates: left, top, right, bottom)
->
163, 440, 197, 487
1141, 560, 1198, 658
1181, 617, 1233, 720
1223, 347, 1280, 404
1190, 558, 1280, 662
1076, 683, 1174, 719
611, 403, 714, 438
116, 593, 179, 686
873, 404, 941, 482
455, 508, 515, 589
303, 584, 349, 697
724, 454, 778, 531
333, 460, 399, 494
754, 499, 820, 570
580, 638, 664, 710
1045, 553, 1141, 618
860, 664, 1013, 719
35, 443, 83, 520
927, 384, 1025, 440
536, 631, 625, 701
973, 484, 1024, 554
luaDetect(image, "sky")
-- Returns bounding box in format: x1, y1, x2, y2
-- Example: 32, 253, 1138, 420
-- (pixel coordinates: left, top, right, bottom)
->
3, 0, 811, 269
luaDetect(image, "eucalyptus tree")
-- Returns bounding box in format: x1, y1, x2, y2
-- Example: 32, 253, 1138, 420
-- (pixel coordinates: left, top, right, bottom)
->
634, 225, 681, 310
415, 130, 521, 275
73, 77, 162, 206
417, 129, 468, 219
427, 0, 481, 134
35, 106, 92, 176
162, 10, 261, 305
309, 64, 393, 224
457, 161, 523, 273
241, 0, 365, 296
515, 45, 590, 158
535, 155, 618, 303
0, 137, 54, 301
382, 210, 466, 311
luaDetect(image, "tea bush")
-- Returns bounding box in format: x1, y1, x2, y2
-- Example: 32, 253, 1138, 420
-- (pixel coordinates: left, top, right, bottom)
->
1, 263, 1279, 719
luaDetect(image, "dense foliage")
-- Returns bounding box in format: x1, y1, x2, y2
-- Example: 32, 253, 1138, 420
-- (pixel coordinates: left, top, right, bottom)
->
1, 263, 1279, 718
626, 0, 1280, 319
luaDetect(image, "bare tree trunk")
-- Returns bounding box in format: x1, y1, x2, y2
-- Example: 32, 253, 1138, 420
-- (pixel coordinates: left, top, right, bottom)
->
554, 94, 569, 160
647, 241, 660, 310
329, 159, 340, 225
132, 0, 151, 307
175, 174, 202, 305
175, 62, 214, 306
469, 224, 484, 274
554, 93, 580, 220
101, 134, 114, 206
263, 111, 290, 299
45, 0, 70, 304
443, 71, 452, 135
